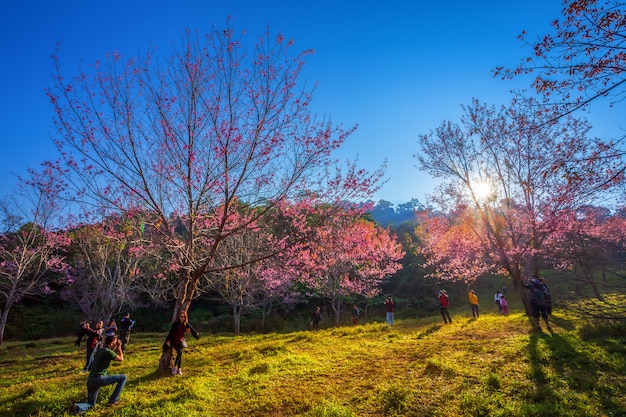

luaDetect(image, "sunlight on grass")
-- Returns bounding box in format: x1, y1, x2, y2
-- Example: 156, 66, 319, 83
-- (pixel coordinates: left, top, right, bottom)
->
0, 314, 624, 416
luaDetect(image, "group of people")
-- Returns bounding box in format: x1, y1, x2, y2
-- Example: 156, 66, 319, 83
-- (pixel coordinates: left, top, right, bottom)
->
70, 311, 166, 414
438, 275, 552, 331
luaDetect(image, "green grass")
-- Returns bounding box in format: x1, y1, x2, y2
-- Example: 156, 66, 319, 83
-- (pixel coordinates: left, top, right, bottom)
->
1, 310, 625, 417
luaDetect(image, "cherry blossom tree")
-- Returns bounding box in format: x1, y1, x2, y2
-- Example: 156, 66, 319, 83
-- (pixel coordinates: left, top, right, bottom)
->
546, 205, 626, 300
298, 214, 404, 326
415, 97, 624, 313
495, 0, 626, 115
63, 215, 145, 321
204, 221, 298, 335
46, 24, 383, 321
0, 164, 70, 346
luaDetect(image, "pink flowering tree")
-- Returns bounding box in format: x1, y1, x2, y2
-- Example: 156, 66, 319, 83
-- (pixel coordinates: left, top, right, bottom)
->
495, 0, 626, 120
63, 215, 146, 321
415, 97, 624, 314
46, 24, 383, 321
205, 221, 299, 335
546, 205, 626, 301
0, 164, 70, 346
298, 213, 404, 326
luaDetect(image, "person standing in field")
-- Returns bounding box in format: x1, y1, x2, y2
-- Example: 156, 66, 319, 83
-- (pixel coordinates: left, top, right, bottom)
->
105, 318, 117, 337
119, 312, 135, 352
351, 304, 360, 326
165, 310, 200, 376
494, 291, 502, 313
500, 295, 509, 315
384, 296, 395, 325
438, 290, 452, 324
522, 275, 552, 331
82, 320, 104, 372
310, 306, 322, 331
468, 290, 479, 318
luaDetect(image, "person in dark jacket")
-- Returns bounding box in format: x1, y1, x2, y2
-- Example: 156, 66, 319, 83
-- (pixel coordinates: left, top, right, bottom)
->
521, 275, 553, 331
310, 307, 322, 331
165, 310, 199, 376
119, 312, 135, 352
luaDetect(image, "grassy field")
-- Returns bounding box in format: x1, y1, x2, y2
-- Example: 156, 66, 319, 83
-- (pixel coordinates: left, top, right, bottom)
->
1, 304, 625, 417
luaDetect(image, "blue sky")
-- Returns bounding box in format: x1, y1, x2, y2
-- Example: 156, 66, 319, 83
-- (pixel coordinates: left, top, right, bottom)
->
1, 1, 622, 206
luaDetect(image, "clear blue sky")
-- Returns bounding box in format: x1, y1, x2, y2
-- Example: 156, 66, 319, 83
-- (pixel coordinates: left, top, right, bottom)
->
1, 1, 622, 206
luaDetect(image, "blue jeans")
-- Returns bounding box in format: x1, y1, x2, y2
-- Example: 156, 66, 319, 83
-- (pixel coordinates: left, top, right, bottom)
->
87, 374, 127, 405
83, 348, 95, 372
386, 312, 394, 325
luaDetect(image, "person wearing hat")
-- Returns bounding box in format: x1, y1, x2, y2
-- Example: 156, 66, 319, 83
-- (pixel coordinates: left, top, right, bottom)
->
438, 290, 452, 324
468, 289, 479, 318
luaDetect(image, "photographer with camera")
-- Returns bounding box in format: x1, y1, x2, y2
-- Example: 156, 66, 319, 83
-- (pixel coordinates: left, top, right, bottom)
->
69, 335, 126, 414
119, 312, 135, 352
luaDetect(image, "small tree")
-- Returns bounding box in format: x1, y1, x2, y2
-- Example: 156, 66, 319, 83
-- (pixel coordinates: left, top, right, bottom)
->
63, 215, 144, 321
0, 164, 69, 346
298, 214, 404, 325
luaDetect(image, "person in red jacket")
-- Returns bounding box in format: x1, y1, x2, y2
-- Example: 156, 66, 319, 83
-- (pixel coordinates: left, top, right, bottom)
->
384, 296, 395, 325
438, 290, 452, 324
165, 310, 199, 376
82, 320, 104, 372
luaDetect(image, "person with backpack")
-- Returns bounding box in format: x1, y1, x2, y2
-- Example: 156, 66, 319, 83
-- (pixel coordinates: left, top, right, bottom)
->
522, 275, 552, 331
119, 312, 135, 352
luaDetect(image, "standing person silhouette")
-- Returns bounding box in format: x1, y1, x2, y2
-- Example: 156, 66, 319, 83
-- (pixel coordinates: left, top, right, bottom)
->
438, 290, 452, 324
384, 296, 395, 325
468, 290, 479, 318
310, 306, 322, 330
119, 312, 135, 352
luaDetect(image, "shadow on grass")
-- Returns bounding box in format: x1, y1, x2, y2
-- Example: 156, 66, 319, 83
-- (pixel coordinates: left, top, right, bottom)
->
549, 315, 576, 331
527, 330, 626, 415
414, 324, 441, 340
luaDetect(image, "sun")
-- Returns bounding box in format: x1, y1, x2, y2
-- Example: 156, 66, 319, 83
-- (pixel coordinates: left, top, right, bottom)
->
472, 181, 492, 201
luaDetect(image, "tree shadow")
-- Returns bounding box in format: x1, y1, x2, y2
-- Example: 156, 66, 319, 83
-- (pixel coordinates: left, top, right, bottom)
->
526, 330, 626, 414
549, 315, 576, 331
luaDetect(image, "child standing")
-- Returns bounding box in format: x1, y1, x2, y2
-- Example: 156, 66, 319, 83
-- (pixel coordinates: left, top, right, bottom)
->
500, 295, 509, 315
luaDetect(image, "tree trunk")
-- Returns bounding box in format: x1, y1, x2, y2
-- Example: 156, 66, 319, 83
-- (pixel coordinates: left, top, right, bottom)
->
0, 305, 10, 347
332, 297, 342, 326
233, 304, 242, 336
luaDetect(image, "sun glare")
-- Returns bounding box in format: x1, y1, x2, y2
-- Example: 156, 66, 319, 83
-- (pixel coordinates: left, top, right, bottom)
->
473, 181, 492, 201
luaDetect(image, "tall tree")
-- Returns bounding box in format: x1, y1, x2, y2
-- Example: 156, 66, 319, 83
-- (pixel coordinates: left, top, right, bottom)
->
47, 25, 382, 320
415, 98, 624, 313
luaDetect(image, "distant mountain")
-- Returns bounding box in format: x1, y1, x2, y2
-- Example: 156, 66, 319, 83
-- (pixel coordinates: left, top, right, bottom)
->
369, 198, 422, 226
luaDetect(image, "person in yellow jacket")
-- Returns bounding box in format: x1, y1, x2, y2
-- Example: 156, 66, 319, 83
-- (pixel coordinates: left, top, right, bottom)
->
468, 290, 480, 318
